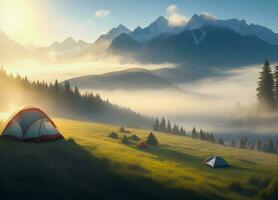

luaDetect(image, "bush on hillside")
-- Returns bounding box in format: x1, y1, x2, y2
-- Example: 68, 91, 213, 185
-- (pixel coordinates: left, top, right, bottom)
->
119, 126, 131, 133
129, 134, 140, 141
121, 135, 129, 144
109, 132, 119, 139
146, 132, 158, 145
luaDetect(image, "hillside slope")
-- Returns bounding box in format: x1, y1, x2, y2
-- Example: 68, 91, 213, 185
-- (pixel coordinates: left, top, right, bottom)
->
0, 118, 277, 200
67, 68, 183, 91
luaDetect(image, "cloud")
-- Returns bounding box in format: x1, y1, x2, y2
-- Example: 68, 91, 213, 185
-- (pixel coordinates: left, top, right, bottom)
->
166, 4, 188, 27
168, 14, 188, 27
200, 12, 217, 20
166, 4, 178, 13
95, 10, 111, 18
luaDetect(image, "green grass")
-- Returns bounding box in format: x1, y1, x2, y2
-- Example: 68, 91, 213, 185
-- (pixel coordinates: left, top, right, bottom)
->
0, 118, 278, 200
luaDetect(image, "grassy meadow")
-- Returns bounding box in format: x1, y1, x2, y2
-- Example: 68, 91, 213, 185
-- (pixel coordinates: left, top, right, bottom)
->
0, 118, 278, 200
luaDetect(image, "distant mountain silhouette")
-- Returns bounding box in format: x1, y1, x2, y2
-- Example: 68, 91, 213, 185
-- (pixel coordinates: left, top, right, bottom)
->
35, 37, 90, 60
67, 68, 183, 91
78, 24, 131, 59
0, 30, 30, 63
108, 26, 278, 67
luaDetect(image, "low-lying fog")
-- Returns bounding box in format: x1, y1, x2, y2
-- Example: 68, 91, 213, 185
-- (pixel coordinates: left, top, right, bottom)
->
85, 66, 259, 133
3, 59, 171, 82
2, 59, 277, 135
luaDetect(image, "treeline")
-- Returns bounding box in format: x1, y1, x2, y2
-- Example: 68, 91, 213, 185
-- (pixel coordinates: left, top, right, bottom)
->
190, 129, 278, 154
229, 136, 278, 153
153, 118, 216, 143
189, 128, 278, 154
257, 60, 278, 110
0, 67, 152, 127
191, 127, 217, 143
152, 118, 278, 154
153, 117, 186, 135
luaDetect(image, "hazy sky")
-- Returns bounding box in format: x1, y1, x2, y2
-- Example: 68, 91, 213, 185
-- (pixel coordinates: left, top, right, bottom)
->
0, 0, 278, 46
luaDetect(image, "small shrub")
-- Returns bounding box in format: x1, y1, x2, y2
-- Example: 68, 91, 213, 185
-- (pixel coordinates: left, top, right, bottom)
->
119, 126, 125, 132
119, 126, 131, 133
108, 132, 118, 139
121, 135, 129, 144
129, 134, 140, 141
146, 132, 158, 145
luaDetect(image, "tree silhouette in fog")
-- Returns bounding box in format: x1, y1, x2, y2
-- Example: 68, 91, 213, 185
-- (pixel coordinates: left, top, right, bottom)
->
257, 60, 275, 110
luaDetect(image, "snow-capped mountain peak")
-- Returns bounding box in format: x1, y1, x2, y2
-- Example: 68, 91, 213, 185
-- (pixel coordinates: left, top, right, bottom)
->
185, 14, 278, 44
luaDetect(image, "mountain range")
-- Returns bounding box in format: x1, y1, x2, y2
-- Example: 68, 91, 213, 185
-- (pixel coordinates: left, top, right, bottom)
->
35, 37, 90, 61
1, 13, 278, 68
108, 15, 278, 67
110, 25, 278, 67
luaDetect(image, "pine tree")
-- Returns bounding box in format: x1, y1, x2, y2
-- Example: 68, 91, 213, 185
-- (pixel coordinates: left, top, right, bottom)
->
199, 129, 205, 140
172, 124, 177, 134
240, 136, 248, 149
64, 81, 72, 96
209, 133, 216, 143
274, 66, 278, 105
263, 137, 274, 153
146, 132, 158, 145
230, 138, 236, 147
176, 125, 180, 134
191, 127, 197, 138
274, 141, 278, 153
54, 79, 59, 92
249, 140, 255, 150
159, 117, 167, 132
257, 60, 275, 109
180, 127, 186, 136
218, 137, 224, 145
73, 86, 80, 96
166, 120, 172, 133
121, 135, 129, 144
153, 118, 159, 131
256, 138, 262, 151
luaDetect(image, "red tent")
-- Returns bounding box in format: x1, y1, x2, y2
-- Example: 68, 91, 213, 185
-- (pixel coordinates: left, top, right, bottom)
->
137, 141, 148, 149
1, 106, 63, 142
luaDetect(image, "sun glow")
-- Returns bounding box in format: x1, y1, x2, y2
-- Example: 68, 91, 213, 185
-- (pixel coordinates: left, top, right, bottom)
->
0, 0, 42, 45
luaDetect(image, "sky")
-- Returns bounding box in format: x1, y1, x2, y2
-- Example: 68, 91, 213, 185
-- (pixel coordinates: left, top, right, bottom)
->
0, 0, 278, 46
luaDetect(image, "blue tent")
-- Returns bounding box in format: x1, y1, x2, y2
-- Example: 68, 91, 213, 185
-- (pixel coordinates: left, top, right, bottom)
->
203, 156, 229, 168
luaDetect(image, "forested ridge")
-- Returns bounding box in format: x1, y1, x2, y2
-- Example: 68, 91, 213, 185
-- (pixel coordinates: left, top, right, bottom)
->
0, 67, 152, 128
